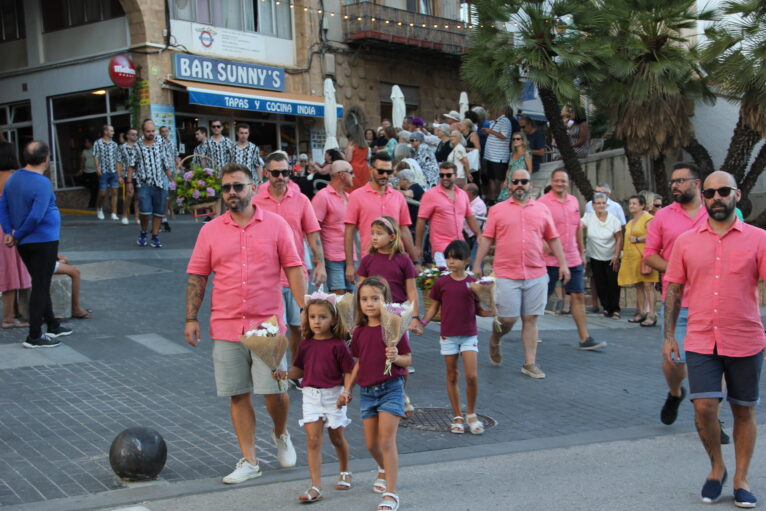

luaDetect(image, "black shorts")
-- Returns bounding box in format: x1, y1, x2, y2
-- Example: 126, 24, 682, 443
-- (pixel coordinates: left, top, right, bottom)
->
484, 160, 508, 181
686, 349, 764, 406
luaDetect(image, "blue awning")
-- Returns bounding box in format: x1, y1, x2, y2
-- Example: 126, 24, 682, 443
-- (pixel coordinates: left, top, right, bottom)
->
170, 79, 343, 119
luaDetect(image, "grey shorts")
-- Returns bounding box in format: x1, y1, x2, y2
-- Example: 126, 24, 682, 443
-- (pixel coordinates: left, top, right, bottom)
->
212, 340, 288, 396
496, 274, 549, 318
282, 286, 302, 326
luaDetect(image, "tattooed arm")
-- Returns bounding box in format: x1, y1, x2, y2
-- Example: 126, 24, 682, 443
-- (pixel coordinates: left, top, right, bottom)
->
662, 282, 683, 363
307, 232, 326, 285
184, 274, 208, 347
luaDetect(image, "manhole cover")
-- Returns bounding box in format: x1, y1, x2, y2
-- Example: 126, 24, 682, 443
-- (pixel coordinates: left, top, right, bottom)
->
399, 407, 497, 432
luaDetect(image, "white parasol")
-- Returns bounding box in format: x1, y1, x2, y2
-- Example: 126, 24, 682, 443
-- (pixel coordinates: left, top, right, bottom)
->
323, 77, 339, 151
391, 85, 406, 131
458, 91, 470, 119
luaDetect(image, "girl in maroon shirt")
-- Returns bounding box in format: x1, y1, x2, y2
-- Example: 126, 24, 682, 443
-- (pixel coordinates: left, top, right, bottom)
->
286, 293, 354, 503
338, 277, 411, 511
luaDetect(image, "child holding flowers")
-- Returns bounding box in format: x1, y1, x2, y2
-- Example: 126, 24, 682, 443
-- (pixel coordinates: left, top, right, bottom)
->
422, 240, 495, 435
337, 277, 411, 511
283, 292, 355, 503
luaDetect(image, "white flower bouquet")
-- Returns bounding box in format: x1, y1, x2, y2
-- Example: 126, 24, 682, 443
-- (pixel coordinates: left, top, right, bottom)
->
379, 301, 414, 375
240, 316, 289, 391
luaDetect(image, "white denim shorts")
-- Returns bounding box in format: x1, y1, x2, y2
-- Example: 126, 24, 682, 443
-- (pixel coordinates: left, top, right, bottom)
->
299, 385, 351, 429
439, 335, 479, 356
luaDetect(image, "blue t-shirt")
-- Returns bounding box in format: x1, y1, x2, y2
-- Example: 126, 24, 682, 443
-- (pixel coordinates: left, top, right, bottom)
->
0, 169, 60, 244
526, 129, 546, 172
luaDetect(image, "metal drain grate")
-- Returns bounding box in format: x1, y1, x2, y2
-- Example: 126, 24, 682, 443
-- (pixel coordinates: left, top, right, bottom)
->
399, 407, 497, 432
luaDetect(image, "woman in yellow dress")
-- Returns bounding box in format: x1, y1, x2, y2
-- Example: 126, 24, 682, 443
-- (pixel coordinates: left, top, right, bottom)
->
617, 194, 659, 327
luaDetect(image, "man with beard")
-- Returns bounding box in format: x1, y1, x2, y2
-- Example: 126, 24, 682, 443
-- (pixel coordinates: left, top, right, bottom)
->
185, 163, 305, 483
126, 120, 173, 248
663, 171, 766, 507
472, 169, 569, 378
414, 162, 482, 267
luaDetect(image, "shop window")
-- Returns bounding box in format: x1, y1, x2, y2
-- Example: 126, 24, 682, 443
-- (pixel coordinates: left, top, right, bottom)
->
41, 0, 124, 33
0, 0, 24, 42
171, 0, 292, 39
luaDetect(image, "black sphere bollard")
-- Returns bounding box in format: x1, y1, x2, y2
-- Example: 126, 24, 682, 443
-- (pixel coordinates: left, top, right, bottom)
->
109, 427, 167, 481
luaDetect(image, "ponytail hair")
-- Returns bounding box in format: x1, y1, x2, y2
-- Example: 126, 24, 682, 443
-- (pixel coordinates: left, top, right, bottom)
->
369, 216, 405, 259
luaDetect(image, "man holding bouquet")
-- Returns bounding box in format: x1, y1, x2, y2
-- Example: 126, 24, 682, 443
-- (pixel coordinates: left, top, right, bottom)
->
184, 163, 307, 484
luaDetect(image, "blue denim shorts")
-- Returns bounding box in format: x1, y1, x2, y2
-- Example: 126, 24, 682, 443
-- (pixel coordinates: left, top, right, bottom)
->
659, 307, 687, 362
325, 259, 354, 292
547, 264, 585, 296
137, 185, 168, 217
359, 376, 405, 419
686, 349, 763, 406
98, 172, 120, 190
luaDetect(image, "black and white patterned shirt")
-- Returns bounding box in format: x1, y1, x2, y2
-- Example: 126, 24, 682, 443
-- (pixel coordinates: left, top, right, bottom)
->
232, 142, 260, 178
120, 142, 139, 177
161, 137, 178, 169
92, 138, 121, 174
204, 136, 235, 169
129, 137, 170, 188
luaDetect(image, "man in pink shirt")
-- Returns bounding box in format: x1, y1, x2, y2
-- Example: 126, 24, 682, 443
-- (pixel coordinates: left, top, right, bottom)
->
644, 162, 718, 432
664, 171, 766, 507
184, 163, 306, 485
312, 160, 354, 295
472, 169, 569, 379
414, 162, 482, 267
344, 152, 414, 283
538, 169, 605, 351
254, 152, 325, 363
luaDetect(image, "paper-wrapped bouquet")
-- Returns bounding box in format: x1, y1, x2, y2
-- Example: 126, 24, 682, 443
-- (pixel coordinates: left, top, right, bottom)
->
379, 301, 414, 375
240, 316, 289, 391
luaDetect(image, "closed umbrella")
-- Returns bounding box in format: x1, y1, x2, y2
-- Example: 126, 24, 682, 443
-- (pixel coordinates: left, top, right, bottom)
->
391, 85, 406, 131
323, 77, 339, 152
458, 92, 469, 119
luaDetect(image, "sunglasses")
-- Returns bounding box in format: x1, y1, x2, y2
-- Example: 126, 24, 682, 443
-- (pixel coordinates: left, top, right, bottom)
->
221, 183, 248, 193
669, 177, 697, 186
511, 179, 530, 185
702, 186, 737, 199
211, 125, 222, 128
409, 139, 418, 143
269, 170, 291, 177
439, 173, 454, 178
337, 170, 353, 175
512, 137, 523, 141
373, 167, 394, 175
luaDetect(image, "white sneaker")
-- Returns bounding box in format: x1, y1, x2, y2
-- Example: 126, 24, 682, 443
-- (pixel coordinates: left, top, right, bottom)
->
121, 217, 129, 225
222, 458, 262, 484
111, 213, 119, 221
96, 209, 104, 220
272, 430, 297, 468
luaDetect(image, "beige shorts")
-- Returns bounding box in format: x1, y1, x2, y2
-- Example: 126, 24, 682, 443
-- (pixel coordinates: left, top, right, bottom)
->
212, 340, 288, 397
496, 275, 549, 318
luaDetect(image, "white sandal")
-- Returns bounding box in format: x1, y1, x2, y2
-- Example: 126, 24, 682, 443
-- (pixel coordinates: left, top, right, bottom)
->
298, 486, 323, 503
404, 395, 415, 418
336, 471, 352, 490
373, 467, 386, 493
450, 416, 465, 434
377, 492, 399, 511
466, 413, 485, 435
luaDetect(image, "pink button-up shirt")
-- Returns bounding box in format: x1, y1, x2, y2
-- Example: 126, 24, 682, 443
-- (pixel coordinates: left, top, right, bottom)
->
418, 185, 475, 253
186, 207, 303, 341
483, 199, 559, 280
312, 184, 352, 262
253, 184, 320, 286
665, 220, 766, 357
538, 191, 583, 267
345, 183, 412, 256
644, 201, 708, 306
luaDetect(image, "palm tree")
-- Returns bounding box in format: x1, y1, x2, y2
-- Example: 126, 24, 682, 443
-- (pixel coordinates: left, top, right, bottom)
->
701, 0, 766, 219
462, 0, 601, 199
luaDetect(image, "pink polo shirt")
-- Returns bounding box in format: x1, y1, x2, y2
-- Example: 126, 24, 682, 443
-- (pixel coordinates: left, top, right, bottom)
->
644, 201, 708, 306
186, 207, 303, 341
345, 183, 412, 257
483, 199, 559, 280
418, 185, 474, 253
253, 184, 320, 286
312, 185, 352, 262
538, 191, 583, 268
665, 220, 766, 357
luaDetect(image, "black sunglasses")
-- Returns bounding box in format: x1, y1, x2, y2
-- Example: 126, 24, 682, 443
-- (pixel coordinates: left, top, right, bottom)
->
439, 173, 454, 178
512, 137, 523, 141
511, 179, 530, 185
669, 177, 697, 186
702, 186, 737, 199
211, 124, 222, 128
373, 167, 394, 175
221, 183, 248, 193
269, 170, 291, 177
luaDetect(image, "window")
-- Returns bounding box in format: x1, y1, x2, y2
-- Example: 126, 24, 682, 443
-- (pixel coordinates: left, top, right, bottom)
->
41, 0, 124, 32
0, 0, 24, 42
406, 0, 431, 15
460, 1, 478, 26
172, 0, 292, 39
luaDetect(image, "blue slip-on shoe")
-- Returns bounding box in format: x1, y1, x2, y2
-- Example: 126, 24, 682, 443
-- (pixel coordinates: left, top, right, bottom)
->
137, 231, 148, 246
151, 235, 162, 248
701, 469, 727, 504
734, 488, 757, 508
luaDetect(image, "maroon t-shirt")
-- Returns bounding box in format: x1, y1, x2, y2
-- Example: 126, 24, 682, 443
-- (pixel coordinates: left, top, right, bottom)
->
358, 252, 417, 303
293, 337, 355, 388
351, 325, 411, 387
429, 274, 479, 337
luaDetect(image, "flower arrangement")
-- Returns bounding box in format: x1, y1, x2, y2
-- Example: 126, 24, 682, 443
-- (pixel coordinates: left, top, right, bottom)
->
240, 316, 288, 391
174, 163, 220, 209
380, 301, 414, 375
415, 266, 450, 291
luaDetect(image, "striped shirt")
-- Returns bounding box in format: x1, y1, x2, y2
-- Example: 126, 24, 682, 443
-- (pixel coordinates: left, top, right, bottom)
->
129, 137, 170, 188
484, 115, 512, 163
92, 138, 121, 174
232, 142, 260, 178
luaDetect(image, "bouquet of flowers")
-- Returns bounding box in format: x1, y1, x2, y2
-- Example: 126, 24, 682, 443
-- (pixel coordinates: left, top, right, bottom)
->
336, 293, 355, 333
415, 266, 449, 291
470, 276, 496, 311
240, 316, 288, 391
174, 163, 221, 209
379, 301, 414, 375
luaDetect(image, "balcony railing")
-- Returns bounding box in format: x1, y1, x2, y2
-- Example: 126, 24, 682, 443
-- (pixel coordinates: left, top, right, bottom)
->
341, 2, 470, 56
